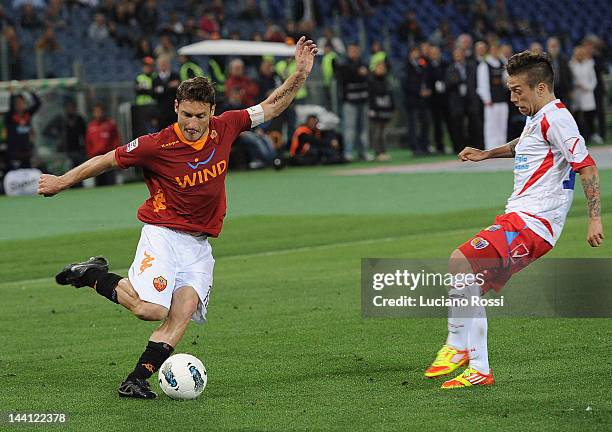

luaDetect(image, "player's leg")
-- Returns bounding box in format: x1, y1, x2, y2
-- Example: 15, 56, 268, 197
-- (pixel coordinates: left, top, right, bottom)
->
55, 256, 168, 321
119, 286, 199, 399
424, 249, 471, 378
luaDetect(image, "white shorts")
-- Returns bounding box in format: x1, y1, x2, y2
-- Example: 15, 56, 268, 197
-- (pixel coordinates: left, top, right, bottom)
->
128, 224, 215, 324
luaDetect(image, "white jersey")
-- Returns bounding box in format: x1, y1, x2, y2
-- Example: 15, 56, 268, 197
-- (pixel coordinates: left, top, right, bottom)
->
505, 99, 595, 245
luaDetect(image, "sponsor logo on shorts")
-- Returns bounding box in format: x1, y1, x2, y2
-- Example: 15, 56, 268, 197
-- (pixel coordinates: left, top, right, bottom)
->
153, 276, 168, 292
470, 237, 489, 250
486, 224, 502, 232
139, 251, 155, 275
126, 138, 139, 152
510, 243, 529, 261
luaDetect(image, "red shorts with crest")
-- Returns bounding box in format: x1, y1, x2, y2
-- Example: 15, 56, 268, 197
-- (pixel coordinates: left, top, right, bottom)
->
458, 212, 553, 293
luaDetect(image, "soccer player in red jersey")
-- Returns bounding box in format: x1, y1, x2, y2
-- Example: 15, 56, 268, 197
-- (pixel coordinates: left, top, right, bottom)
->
424, 51, 604, 389
38, 37, 318, 398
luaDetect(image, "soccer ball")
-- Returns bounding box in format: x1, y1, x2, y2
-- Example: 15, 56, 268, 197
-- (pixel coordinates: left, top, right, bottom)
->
158, 353, 207, 400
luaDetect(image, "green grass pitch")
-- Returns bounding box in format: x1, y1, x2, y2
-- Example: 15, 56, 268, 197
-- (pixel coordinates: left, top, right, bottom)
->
1, 161, 611, 431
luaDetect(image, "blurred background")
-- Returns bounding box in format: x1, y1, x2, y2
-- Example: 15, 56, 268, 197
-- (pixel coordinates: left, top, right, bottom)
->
0, 0, 610, 193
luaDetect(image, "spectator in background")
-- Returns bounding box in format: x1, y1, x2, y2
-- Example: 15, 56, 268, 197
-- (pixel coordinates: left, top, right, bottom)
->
582, 36, 607, 143
152, 55, 180, 128
290, 115, 341, 166
467, 40, 487, 150
257, 59, 282, 99
429, 20, 454, 53
321, 43, 338, 110
20, 3, 42, 29
402, 45, 429, 155
569, 45, 597, 142
154, 33, 176, 61
546, 37, 573, 107
199, 10, 219, 39
161, 11, 184, 39
135, 56, 156, 106
178, 55, 204, 82
137, 0, 158, 36
317, 27, 345, 56
529, 41, 543, 54
3, 25, 21, 80
369, 40, 388, 71
85, 102, 119, 186
264, 22, 285, 42
35, 25, 62, 52
336, 43, 370, 161
396, 9, 423, 47
182, 17, 199, 44
45, 0, 67, 29
499, 44, 513, 63
43, 99, 87, 171
368, 62, 394, 161
224, 59, 259, 108
445, 47, 469, 154
135, 37, 153, 60
477, 42, 508, 150
239, 0, 263, 21
427, 45, 449, 154
88, 13, 110, 42
5, 90, 41, 169
455, 33, 473, 60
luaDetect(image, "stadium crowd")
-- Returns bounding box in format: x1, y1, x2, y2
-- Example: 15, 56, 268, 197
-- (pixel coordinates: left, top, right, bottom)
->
1, 0, 610, 185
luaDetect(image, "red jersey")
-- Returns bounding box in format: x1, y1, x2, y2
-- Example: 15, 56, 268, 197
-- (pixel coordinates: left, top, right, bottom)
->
85, 119, 120, 158
115, 110, 251, 237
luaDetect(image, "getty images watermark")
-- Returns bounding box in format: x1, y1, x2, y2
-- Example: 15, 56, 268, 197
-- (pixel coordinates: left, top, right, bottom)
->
362, 259, 612, 318
371, 269, 504, 308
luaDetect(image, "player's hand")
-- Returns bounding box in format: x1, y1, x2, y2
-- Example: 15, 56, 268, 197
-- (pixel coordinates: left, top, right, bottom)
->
38, 174, 66, 197
294, 36, 318, 76
459, 147, 488, 162
586, 218, 604, 247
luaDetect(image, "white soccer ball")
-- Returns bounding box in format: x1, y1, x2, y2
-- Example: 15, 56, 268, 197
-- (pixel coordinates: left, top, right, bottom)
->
158, 353, 207, 400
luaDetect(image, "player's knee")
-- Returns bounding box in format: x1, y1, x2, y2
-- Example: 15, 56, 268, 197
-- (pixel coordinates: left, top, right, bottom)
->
449, 248, 472, 275
132, 301, 168, 321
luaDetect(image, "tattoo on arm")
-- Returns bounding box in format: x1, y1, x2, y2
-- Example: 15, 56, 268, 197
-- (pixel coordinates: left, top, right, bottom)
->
508, 138, 519, 157
267, 73, 306, 116
581, 172, 601, 218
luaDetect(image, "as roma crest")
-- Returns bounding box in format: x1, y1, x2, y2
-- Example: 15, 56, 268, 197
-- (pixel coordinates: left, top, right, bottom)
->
153, 276, 168, 292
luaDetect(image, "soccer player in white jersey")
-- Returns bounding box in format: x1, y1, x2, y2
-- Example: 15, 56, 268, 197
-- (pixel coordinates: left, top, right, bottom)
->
424, 50, 604, 389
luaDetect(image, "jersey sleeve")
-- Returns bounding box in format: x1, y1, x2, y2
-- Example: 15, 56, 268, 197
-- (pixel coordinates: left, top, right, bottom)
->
217, 109, 252, 136
547, 114, 595, 172
114, 134, 157, 169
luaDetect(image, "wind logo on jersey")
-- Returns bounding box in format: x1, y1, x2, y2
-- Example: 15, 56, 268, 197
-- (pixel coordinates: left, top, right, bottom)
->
161, 140, 179, 149
486, 224, 502, 232
470, 237, 489, 250
175, 160, 227, 189
153, 276, 168, 292
139, 251, 155, 275
187, 149, 216, 169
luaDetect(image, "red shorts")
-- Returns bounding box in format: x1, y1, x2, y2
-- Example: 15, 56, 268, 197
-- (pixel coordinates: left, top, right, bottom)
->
458, 212, 553, 293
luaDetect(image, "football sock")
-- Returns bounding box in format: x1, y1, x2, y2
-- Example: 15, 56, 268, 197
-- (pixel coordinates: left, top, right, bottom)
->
81, 268, 121, 304
127, 341, 175, 381
466, 283, 490, 374
446, 287, 470, 350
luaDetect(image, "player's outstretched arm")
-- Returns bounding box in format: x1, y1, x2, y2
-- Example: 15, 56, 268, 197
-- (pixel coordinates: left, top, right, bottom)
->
458, 138, 519, 162
578, 165, 604, 247
38, 149, 119, 197
260, 36, 318, 121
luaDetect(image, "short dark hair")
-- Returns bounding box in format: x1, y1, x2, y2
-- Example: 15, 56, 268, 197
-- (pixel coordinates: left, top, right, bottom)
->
176, 77, 216, 105
506, 50, 554, 90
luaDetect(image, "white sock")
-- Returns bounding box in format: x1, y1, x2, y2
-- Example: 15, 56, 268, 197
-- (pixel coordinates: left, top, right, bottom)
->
446, 287, 470, 350
466, 283, 490, 374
